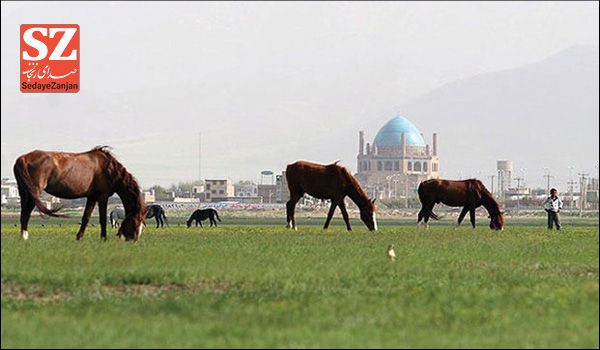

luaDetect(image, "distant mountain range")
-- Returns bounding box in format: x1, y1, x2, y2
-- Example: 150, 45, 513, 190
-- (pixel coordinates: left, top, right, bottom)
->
400, 45, 599, 186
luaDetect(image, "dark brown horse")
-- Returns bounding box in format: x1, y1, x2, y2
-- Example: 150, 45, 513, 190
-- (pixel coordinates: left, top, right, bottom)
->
13, 147, 147, 241
286, 161, 377, 231
417, 179, 504, 230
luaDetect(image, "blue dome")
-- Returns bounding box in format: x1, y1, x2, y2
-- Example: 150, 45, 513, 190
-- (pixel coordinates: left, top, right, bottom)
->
373, 116, 425, 148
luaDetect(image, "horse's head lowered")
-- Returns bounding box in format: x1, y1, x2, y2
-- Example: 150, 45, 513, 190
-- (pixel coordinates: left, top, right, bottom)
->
359, 199, 377, 231
489, 211, 505, 231
117, 207, 148, 241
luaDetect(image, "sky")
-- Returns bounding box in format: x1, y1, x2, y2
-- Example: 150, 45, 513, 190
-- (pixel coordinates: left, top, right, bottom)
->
1, 1, 599, 189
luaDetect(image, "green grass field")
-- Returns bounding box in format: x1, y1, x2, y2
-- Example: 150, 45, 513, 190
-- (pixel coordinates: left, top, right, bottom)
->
1, 215, 598, 348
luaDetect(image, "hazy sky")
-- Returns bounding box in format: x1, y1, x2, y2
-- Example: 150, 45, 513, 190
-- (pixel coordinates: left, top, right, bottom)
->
1, 1, 599, 189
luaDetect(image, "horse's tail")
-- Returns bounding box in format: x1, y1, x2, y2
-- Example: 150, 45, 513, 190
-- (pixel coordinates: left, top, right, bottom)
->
161, 210, 169, 227
417, 181, 440, 220
13, 157, 66, 217
213, 209, 221, 222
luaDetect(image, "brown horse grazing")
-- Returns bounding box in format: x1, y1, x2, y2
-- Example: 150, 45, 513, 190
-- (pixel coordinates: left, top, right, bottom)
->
286, 161, 377, 231
13, 147, 147, 241
417, 179, 504, 230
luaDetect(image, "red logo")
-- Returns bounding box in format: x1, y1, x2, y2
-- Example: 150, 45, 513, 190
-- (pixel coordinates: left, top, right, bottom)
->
20, 24, 80, 93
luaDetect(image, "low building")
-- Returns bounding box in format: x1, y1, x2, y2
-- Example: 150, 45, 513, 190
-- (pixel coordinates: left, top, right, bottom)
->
142, 190, 156, 204
257, 184, 277, 204
204, 179, 234, 202
234, 181, 258, 197
2, 179, 20, 206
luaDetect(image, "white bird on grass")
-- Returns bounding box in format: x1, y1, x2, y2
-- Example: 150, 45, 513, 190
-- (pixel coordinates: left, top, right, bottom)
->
387, 244, 397, 261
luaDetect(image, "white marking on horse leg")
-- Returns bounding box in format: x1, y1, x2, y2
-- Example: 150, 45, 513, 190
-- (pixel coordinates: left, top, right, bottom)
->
373, 213, 378, 231
21, 230, 29, 240
417, 222, 422, 230
286, 221, 292, 229
138, 224, 144, 238
426, 222, 430, 230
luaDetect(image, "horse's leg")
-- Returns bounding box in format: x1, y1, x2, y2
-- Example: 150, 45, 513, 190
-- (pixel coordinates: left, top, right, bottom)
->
286, 194, 301, 230
323, 202, 338, 229
19, 194, 36, 240
77, 198, 97, 240
338, 200, 352, 231
417, 206, 426, 230
98, 197, 108, 241
155, 215, 160, 229
456, 207, 469, 229
469, 208, 476, 229
213, 215, 218, 227
424, 204, 435, 230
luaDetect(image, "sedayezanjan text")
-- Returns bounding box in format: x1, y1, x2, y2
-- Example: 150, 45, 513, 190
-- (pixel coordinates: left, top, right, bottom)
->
22, 81, 78, 92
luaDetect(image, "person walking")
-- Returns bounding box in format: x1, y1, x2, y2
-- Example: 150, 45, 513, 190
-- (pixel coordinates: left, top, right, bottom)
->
542, 188, 563, 230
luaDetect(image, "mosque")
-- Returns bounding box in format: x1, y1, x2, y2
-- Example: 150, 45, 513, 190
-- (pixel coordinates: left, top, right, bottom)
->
355, 116, 440, 199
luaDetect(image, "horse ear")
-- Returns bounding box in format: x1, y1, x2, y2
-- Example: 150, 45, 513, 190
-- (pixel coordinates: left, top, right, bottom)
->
371, 199, 376, 204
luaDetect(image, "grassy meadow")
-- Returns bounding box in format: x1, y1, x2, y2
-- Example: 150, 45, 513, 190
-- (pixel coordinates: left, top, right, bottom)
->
1, 213, 598, 348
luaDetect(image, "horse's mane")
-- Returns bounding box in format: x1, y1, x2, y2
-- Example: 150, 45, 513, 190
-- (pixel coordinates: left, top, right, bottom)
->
337, 163, 370, 203
94, 147, 145, 221
473, 179, 501, 214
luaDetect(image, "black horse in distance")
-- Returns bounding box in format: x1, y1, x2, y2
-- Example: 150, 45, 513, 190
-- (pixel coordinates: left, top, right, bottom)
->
187, 209, 221, 227
146, 204, 169, 228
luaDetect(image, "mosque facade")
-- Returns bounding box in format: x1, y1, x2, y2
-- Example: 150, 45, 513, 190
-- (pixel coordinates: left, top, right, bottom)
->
356, 116, 440, 199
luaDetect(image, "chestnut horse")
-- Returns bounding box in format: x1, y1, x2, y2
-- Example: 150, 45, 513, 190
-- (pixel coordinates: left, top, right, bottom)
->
286, 161, 377, 231
13, 147, 147, 241
417, 179, 504, 230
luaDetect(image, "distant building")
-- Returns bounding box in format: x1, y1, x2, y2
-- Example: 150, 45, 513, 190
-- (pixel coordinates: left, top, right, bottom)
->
192, 185, 205, 196
234, 182, 258, 197
1, 178, 19, 206
275, 172, 290, 203
142, 190, 156, 204
204, 179, 234, 202
355, 116, 440, 199
257, 184, 277, 203
497, 160, 513, 198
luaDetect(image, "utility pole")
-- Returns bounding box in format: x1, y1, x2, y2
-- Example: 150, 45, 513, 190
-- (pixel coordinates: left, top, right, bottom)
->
202, 133, 204, 206
567, 179, 577, 210
543, 168, 554, 195
515, 177, 524, 189
579, 172, 589, 217
405, 179, 409, 209
567, 166, 575, 209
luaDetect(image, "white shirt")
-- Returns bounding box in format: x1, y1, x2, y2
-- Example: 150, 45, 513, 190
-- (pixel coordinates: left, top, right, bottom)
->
543, 196, 563, 212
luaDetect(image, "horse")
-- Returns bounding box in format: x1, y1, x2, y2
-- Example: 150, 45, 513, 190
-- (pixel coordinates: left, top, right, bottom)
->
417, 178, 504, 230
109, 207, 125, 228
186, 209, 221, 227
146, 204, 168, 228
285, 161, 377, 231
13, 146, 147, 241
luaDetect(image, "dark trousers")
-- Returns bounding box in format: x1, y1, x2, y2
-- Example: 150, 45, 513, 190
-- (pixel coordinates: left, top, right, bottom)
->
547, 210, 561, 230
